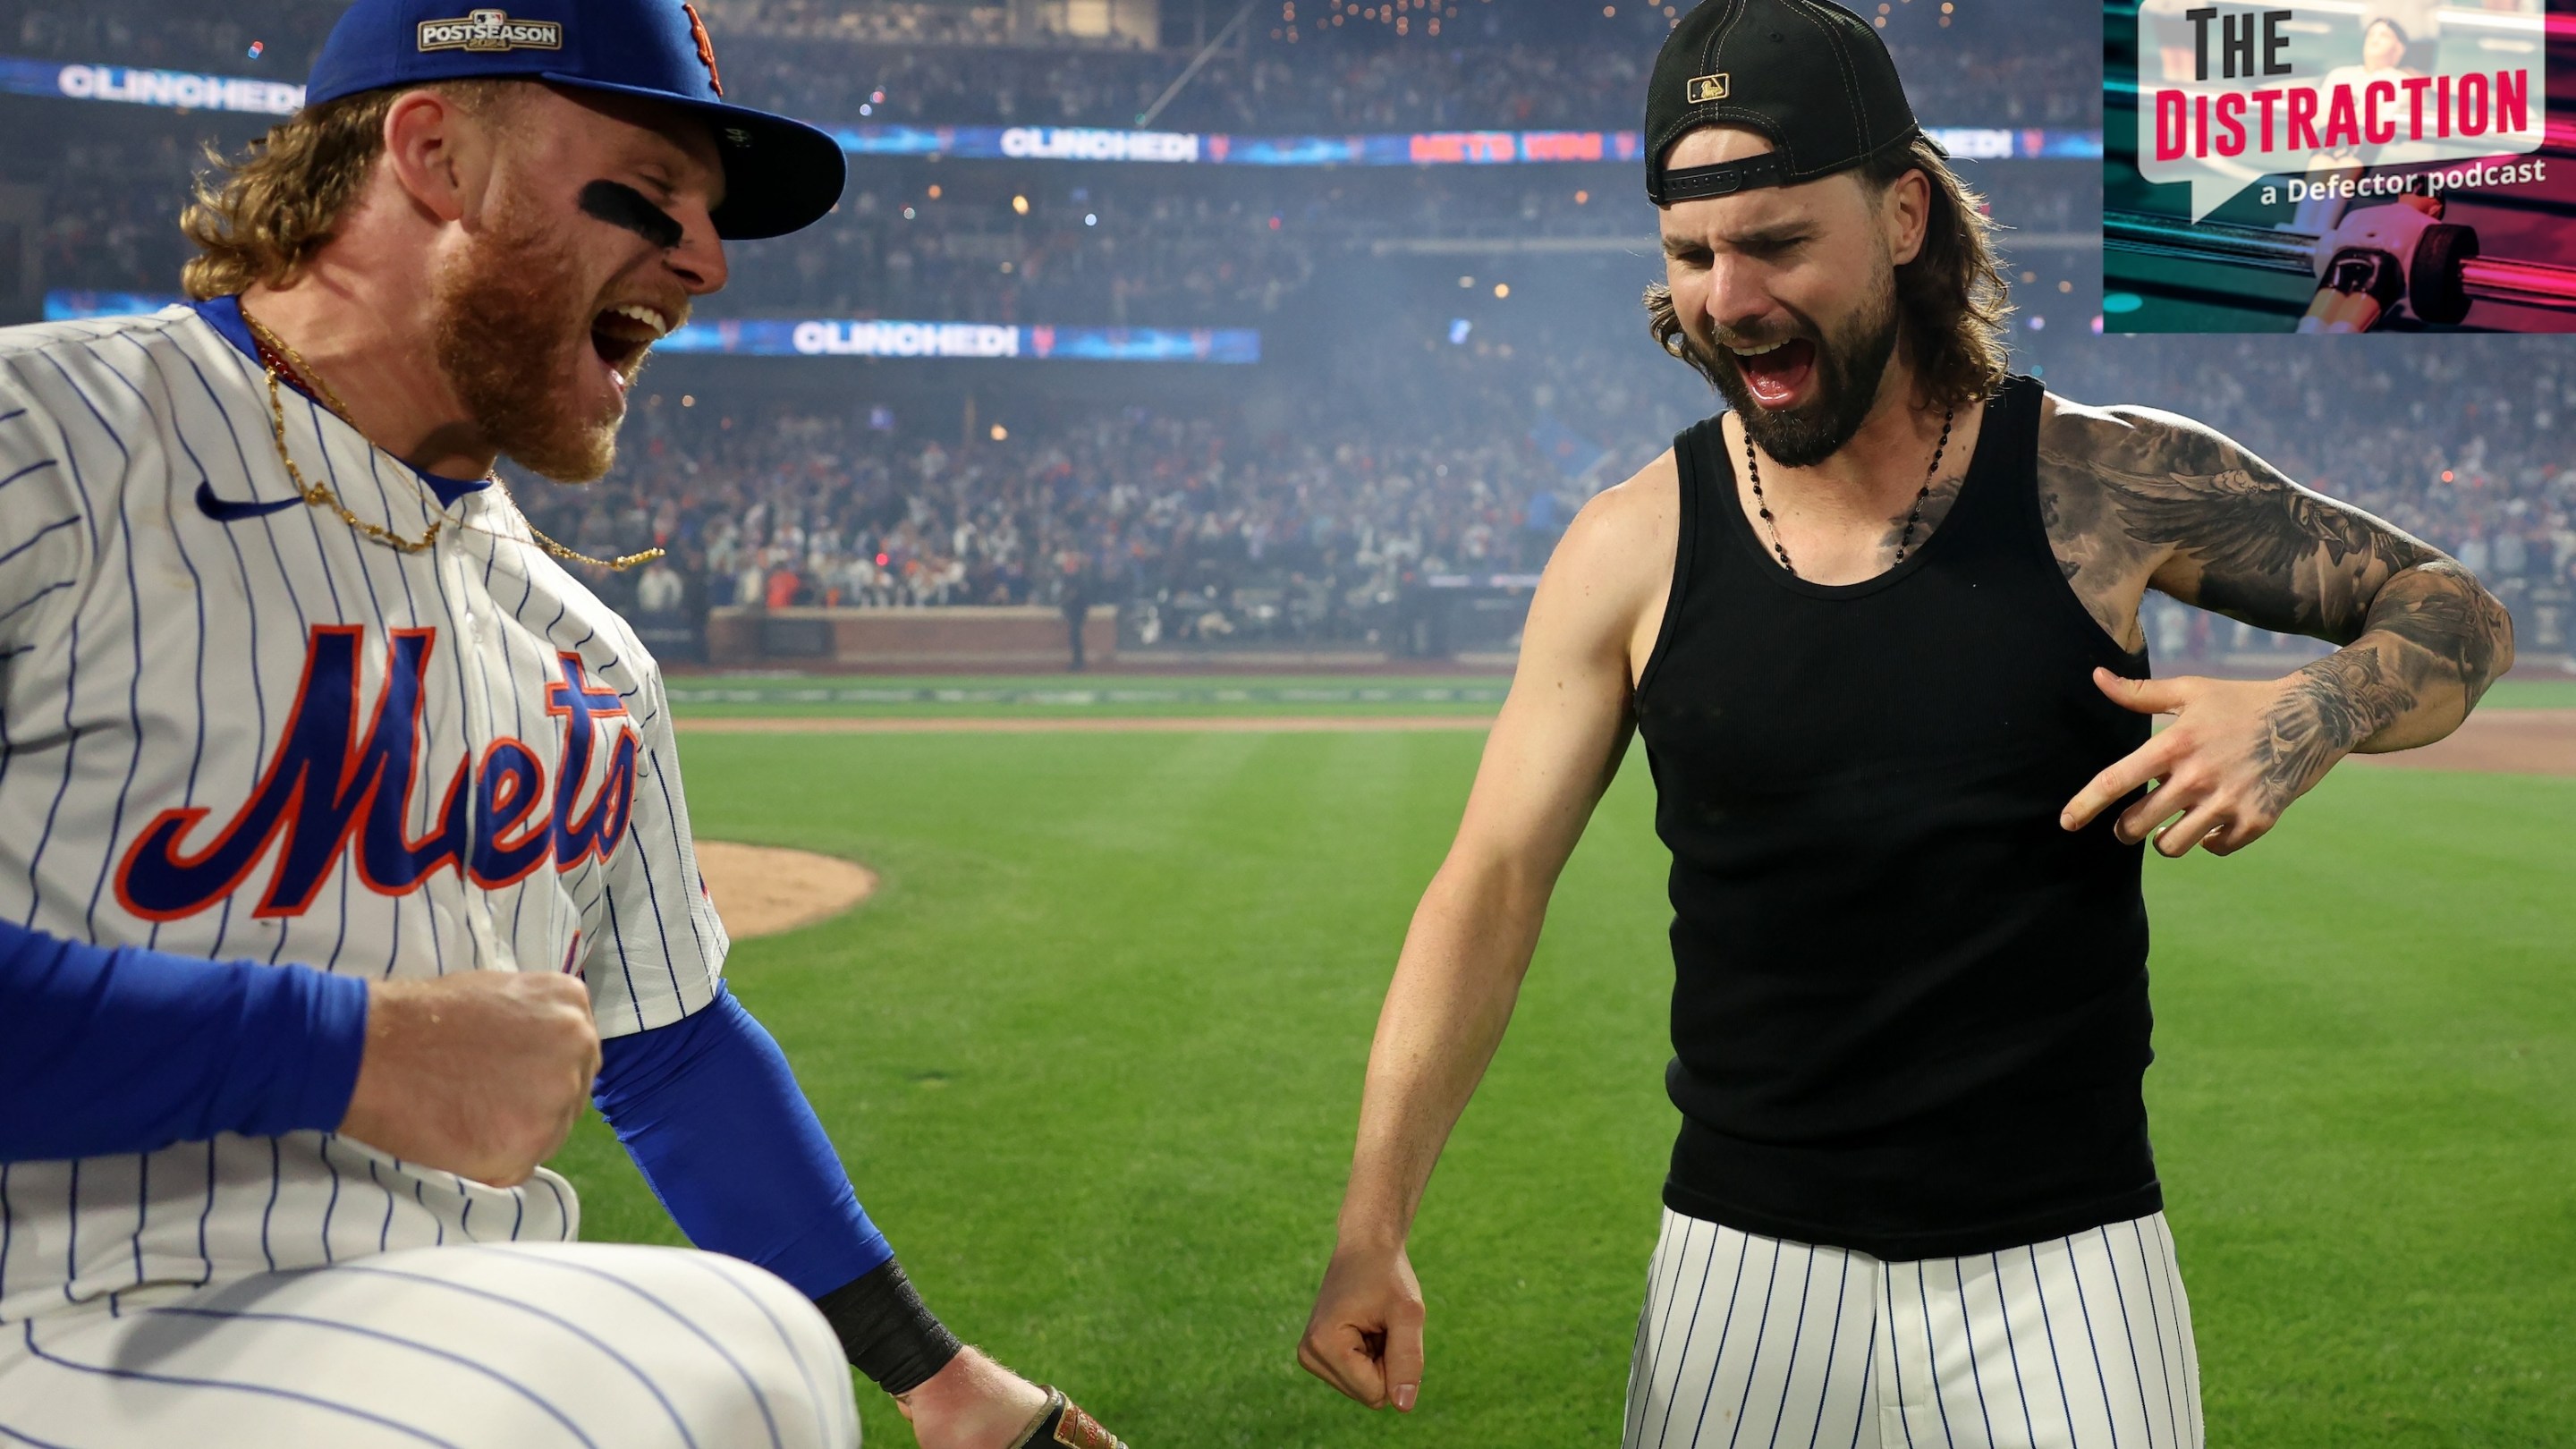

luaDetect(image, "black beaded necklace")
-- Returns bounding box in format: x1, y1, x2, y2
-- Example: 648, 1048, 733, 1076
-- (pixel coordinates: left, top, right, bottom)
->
1744, 408, 1953, 577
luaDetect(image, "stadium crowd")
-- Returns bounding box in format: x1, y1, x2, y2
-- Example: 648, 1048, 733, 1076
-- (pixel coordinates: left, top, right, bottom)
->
674, 26, 2094, 136
518, 326, 2575, 665
0, 0, 2092, 136
4, 0, 2095, 327
27, 136, 2088, 327
520, 313, 1697, 650
16, 0, 2562, 666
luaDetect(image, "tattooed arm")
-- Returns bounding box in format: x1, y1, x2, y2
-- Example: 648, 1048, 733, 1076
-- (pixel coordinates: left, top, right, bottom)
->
2041, 395, 2515, 855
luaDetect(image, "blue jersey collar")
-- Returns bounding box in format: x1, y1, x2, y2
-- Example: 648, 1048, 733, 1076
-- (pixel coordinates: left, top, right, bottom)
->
190, 294, 492, 511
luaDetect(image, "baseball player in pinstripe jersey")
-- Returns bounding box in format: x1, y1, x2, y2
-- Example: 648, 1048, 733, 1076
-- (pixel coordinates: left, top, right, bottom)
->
0, 2, 1125, 1445
1297, 2, 2514, 1445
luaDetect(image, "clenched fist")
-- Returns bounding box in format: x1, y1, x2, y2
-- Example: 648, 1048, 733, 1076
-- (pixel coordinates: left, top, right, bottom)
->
1298, 1238, 1427, 1413
337, 972, 599, 1186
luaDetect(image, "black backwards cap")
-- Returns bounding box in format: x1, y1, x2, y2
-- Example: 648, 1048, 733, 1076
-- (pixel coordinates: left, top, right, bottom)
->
1645, 0, 1929, 207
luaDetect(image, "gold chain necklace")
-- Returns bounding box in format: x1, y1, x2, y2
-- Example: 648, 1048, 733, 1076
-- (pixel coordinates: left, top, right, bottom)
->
239, 306, 664, 572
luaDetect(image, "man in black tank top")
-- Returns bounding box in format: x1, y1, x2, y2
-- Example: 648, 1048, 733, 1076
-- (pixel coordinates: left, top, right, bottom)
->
1295, 3, 2515, 1445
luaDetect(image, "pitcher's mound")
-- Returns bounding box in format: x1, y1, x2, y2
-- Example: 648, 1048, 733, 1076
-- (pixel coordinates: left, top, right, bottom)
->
697, 842, 878, 939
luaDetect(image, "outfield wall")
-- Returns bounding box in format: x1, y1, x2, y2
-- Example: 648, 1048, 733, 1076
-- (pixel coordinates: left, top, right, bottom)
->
707, 605, 1116, 669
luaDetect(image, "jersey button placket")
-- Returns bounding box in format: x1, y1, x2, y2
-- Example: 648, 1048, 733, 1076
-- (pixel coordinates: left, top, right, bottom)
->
449, 538, 508, 970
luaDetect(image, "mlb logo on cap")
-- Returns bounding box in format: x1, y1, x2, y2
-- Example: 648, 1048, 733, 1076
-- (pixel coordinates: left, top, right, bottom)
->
1644, 0, 1922, 207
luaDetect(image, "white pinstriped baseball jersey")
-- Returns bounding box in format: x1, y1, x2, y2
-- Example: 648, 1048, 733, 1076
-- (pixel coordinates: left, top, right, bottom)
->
0, 304, 730, 1325
0, 1241, 856, 1448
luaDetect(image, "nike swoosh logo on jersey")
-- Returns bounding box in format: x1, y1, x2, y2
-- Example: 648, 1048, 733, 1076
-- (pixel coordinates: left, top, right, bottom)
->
195, 480, 305, 522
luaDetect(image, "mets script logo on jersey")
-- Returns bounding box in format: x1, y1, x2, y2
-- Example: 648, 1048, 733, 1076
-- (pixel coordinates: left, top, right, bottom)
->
114, 626, 637, 921
417, 9, 564, 53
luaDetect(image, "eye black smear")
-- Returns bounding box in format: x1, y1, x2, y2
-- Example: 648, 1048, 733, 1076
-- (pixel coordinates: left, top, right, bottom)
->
579, 180, 683, 250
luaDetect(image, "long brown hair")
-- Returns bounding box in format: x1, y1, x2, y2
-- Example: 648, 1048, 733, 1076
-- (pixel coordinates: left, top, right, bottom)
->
180, 81, 514, 301
1642, 135, 2013, 415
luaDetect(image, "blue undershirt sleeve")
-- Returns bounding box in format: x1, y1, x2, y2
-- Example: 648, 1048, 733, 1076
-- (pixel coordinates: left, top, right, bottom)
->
591, 982, 894, 1299
0, 917, 372, 1163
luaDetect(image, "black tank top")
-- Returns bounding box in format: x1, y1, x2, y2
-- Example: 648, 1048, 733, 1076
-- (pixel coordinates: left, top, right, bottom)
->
1631, 376, 2163, 1261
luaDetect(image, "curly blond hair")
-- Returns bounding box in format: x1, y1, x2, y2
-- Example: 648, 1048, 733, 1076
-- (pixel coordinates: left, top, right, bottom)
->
180, 80, 515, 301
1643, 135, 2014, 416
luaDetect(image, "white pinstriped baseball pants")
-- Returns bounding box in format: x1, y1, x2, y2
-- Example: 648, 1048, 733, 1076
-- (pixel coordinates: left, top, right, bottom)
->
1624, 1209, 2202, 1449
0, 1242, 859, 1448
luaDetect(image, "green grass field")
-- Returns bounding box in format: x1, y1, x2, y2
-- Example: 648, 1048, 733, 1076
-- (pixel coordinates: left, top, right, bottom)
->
2478, 678, 2576, 710
555, 710, 2574, 1446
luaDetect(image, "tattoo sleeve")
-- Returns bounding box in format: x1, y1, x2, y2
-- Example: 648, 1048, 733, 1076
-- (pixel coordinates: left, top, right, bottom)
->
2249, 648, 2415, 815
2048, 401, 2517, 773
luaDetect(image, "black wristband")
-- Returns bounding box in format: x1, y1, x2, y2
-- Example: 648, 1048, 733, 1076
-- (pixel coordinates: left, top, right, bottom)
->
813, 1258, 964, 1396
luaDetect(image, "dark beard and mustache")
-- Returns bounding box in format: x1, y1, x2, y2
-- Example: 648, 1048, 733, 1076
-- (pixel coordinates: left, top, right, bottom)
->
1701, 265, 1902, 470
430, 195, 638, 483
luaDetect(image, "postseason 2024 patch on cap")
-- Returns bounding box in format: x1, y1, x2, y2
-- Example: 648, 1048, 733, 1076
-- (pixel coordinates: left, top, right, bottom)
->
1645, 0, 1926, 207
304, 0, 846, 240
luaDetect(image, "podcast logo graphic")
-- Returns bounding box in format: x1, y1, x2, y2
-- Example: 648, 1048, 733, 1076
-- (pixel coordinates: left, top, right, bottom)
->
2137, 2, 2545, 219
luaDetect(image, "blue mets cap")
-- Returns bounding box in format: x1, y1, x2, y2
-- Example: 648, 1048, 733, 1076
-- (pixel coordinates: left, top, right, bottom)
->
305, 0, 846, 241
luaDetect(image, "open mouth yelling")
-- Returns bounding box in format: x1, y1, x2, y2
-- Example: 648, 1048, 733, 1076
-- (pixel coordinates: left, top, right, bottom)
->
588, 302, 671, 395
1728, 336, 1816, 410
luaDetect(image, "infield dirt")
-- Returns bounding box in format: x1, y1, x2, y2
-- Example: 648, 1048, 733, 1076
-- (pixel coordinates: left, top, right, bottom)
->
2340, 708, 2576, 776
693, 841, 877, 938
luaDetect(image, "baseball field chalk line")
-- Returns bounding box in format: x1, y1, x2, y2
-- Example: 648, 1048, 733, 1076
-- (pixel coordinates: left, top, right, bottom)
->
678, 709, 2575, 772
695, 841, 878, 939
